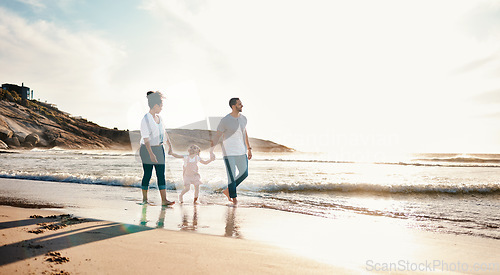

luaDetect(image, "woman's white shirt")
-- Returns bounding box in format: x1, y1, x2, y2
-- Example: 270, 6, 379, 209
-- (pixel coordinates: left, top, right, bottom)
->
140, 113, 165, 146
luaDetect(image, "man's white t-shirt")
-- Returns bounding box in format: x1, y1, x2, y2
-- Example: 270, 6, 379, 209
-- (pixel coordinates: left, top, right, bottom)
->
217, 114, 247, 156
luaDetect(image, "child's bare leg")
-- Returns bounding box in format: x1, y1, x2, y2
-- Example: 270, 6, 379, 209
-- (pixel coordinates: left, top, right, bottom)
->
142, 189, 148, 204
222, 188, 232, 202
193, 183, 200, 204
179, 185, 190, 203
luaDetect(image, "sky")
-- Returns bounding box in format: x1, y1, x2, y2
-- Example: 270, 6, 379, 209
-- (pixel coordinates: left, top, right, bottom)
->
1, 0, 500, 157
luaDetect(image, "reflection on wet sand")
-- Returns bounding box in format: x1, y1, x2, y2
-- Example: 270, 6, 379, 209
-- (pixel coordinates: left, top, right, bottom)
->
225, 206, 241, 238
157, 206, 167, 228
137, 203, 243, 238
140, 204, 148, 226
180, 204, 198, 231
140, 204, 168, 228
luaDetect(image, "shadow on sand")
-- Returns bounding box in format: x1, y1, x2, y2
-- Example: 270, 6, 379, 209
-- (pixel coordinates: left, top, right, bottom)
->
0, 218, 153, 266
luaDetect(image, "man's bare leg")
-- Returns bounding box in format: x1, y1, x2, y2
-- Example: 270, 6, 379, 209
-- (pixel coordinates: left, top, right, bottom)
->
232, 197, 238, 205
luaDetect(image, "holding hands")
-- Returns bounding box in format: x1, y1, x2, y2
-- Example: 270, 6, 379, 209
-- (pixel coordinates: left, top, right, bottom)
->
168, 144, 214, 163
168, 145, 183, 159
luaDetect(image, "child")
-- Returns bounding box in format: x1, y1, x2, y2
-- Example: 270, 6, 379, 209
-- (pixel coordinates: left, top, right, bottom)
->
169, 145, 215, 203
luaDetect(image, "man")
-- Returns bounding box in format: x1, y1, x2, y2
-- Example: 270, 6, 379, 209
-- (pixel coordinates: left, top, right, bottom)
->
210, 98, 252, 205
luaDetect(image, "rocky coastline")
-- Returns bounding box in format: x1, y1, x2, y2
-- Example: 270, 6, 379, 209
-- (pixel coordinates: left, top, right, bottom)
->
0, 89, 294, 152
0, 89, 131, 150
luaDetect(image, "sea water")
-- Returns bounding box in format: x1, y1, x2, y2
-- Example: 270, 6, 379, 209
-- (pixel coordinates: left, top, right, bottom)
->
0, 149, 499, 240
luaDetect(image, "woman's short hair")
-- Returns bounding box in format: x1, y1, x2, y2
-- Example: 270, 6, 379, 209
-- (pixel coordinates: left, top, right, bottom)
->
147, 91, 163, 109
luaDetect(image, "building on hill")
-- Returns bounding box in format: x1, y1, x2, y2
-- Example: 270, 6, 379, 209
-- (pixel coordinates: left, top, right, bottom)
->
1, 83, 32, 100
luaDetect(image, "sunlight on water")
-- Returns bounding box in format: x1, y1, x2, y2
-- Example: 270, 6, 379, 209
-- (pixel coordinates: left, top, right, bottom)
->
0, 149, 499, 239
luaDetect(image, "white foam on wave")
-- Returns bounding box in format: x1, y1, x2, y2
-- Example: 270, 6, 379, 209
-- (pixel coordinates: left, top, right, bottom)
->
0, 172, 143, 189
239, 181, 500, 195
3, 171, 497, 196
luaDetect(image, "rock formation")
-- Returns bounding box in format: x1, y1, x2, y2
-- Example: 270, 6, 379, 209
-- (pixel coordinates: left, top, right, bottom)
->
129, 129, 295, 153
0, 89, 131, 150
0, 88, 294, 152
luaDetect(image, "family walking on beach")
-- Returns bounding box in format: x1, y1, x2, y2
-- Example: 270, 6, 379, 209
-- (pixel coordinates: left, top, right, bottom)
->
138, 92, 252, 206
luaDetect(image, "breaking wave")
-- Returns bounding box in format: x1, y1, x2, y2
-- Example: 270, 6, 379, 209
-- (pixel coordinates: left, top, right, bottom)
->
2, 172, 499, 196
240, 182, 500, 195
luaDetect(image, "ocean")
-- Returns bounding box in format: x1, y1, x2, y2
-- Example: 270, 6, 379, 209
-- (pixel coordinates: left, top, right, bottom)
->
0, 148, 499, 240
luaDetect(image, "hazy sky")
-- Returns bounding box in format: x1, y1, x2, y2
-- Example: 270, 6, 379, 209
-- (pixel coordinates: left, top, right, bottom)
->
1, 0, 500, 156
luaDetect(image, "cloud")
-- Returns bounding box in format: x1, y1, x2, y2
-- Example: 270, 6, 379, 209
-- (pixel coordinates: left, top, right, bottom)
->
15, 0, 77, 13
140, 0, 207, 17
0, 7, 125, 120
16, 0, 45, 9
453, 54, 498, 74
483, 112, 500, 118
138, 0, 228, 76
474, 89, 500, 104
462, 1, 500, 41
134, 0, 234, 99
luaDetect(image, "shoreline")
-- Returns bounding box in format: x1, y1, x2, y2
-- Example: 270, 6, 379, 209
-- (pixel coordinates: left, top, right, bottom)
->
0, 196, 63, 209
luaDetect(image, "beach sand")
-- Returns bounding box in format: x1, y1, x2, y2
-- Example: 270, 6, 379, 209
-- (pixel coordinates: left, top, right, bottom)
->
0, 205, 348, 274
1, 177, 499, 274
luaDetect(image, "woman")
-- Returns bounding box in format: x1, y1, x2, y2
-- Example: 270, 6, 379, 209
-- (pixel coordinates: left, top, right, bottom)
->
139, 91, 175, 206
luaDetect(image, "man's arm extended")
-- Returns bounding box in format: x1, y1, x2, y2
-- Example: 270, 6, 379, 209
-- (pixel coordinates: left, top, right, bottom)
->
210, 131, 223, 152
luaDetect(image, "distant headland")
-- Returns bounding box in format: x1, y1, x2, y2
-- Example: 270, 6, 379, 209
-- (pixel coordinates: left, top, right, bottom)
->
0, 84, 294, 152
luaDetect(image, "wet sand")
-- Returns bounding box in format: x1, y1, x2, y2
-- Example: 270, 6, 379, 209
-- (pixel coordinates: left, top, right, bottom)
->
0, 205, 348, 274
1, 177, 500, 274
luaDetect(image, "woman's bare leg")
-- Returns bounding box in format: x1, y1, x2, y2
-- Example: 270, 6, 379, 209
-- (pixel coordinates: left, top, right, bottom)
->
142, 189, 148, 204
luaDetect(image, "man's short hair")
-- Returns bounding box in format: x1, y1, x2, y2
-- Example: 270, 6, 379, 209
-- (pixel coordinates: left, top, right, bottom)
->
147, 91, 163, 109
229, 98, 239, 108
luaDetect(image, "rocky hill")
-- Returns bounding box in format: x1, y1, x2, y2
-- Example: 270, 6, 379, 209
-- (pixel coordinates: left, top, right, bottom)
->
129, 129, 295, 153
0, 89, 294, 152
0, 90, 131, 150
